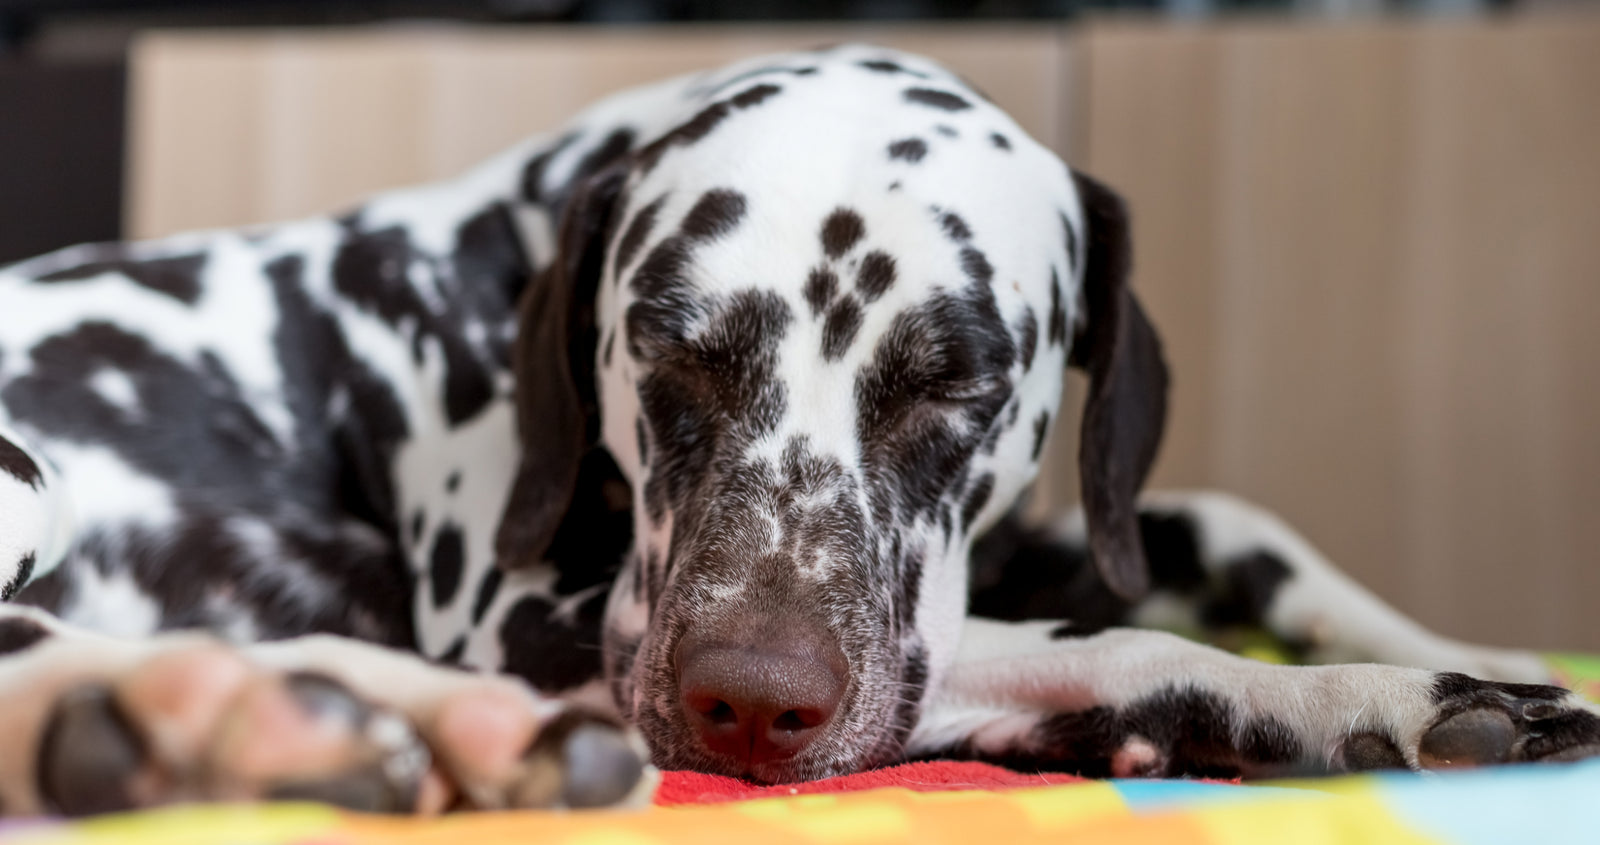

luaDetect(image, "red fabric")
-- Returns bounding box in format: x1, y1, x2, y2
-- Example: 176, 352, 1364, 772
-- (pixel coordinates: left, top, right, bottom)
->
653, 761, 1088, 805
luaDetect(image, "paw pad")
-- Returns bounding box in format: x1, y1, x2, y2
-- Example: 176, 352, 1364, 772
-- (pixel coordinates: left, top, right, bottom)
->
1418, 708, 1514, 769
1336, 731, 1407, 772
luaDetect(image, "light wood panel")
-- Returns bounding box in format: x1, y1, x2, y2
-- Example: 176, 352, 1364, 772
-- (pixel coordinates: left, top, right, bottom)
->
1076, 16, 1600, 648
127, 25, 1074, 238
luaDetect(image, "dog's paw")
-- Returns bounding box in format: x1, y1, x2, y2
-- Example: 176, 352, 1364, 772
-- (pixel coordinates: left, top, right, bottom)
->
1333, 672, 1600, 773
0, 632, 653, 817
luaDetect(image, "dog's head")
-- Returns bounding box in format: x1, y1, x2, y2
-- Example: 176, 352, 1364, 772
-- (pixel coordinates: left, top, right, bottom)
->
496, 48, 1167, 782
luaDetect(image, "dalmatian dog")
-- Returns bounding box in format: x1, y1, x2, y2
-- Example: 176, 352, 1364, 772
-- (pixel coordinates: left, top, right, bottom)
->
0, 44, 1596, 817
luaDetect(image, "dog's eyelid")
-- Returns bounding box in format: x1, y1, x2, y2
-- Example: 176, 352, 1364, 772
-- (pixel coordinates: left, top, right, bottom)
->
925, 375, 1008, 402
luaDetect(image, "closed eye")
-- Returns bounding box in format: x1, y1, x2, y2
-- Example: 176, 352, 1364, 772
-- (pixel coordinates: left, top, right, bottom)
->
923, 375, 1009, 403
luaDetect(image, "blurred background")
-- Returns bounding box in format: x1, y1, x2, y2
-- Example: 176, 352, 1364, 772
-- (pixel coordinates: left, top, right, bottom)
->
1, 0, 1596, 649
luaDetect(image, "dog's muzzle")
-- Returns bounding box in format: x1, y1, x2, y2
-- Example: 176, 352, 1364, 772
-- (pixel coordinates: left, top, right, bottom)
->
675, 614, 847, 775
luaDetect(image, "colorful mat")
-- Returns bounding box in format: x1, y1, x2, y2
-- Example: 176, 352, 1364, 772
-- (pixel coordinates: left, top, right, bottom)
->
4, 759, 1599, 845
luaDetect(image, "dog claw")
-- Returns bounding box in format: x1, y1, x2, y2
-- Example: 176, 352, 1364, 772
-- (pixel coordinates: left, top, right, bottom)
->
513, 711, 649, 810
558, 722, 649, 809
1522, 702, 1561, 721
37, 686, 165, 816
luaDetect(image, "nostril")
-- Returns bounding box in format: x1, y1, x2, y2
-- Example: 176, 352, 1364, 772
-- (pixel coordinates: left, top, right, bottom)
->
772, 709, 826, 733
695, 698, 738, 727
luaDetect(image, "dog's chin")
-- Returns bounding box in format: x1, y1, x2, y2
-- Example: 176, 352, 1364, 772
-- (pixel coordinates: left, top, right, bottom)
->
643, 712, 905, 783
650, 740, 876, 785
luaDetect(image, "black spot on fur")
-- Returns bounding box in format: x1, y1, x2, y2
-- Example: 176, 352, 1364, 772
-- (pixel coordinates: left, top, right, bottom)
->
961, 474, 995, 532
445, 471, 461, 493
1138, 512, 1209, 593
626, 245, 700, 357
1017, 308, 1039, 372
429, 523, 465, 609
990, 132, 1011, 151
0, 615, 48, 655
823, 296, 864, 361
629, 237, 694, 309
856, 252, 896, 302
706, 66, 815, 98
1047, 267, 1069, 347
520, 132, 579, 203
960, 247, 994, 286
279, 281, 416, 543
603, 330, 616, 367
1027, 413, 1049, 463
2, 553, 35, 601
988, 684, 1301, 778
662, 103, 730, 151
904, 87, 972, 112
680, 190, 747, 242
1430, 672, 1569, 707
821, 209, 866, 259
731, 83, 782, 108
938, 211, 972, 242
1061, 211, 1080, 272
896, 548, 923, 636
437, 638, 466, 665
1049, 622, 1083, 639
888, 138, 928, 163
330, 221, 497, 427
0, 436, 42, 490
615, 194, 667, 275
410, 510, 425, 547
935, 125, 958, 138
453, 201, 535, 309
625, 191, 746, 355
805, 266, 838, 317
39, 252, 207, 305
525, 127, 635, 217
637, 85, 783, 173
1201, 551, 1292, 629
968, 510, 1208, 634
471, 566, 503, 626
579, 129, 635, 179
859, 59, 927, 78
500, 593, 606, 692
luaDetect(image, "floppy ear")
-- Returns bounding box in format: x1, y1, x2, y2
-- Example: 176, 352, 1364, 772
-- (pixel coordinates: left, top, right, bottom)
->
1068, 170, 1169, 601
494, 165, 628, 572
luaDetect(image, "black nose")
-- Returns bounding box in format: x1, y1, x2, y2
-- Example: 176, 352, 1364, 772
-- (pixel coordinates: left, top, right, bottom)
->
677, 619, 846, 772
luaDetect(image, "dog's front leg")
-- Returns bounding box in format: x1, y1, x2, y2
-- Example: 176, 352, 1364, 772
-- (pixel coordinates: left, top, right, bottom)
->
909, 619, 1600, 778
0, 608, 652, 817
